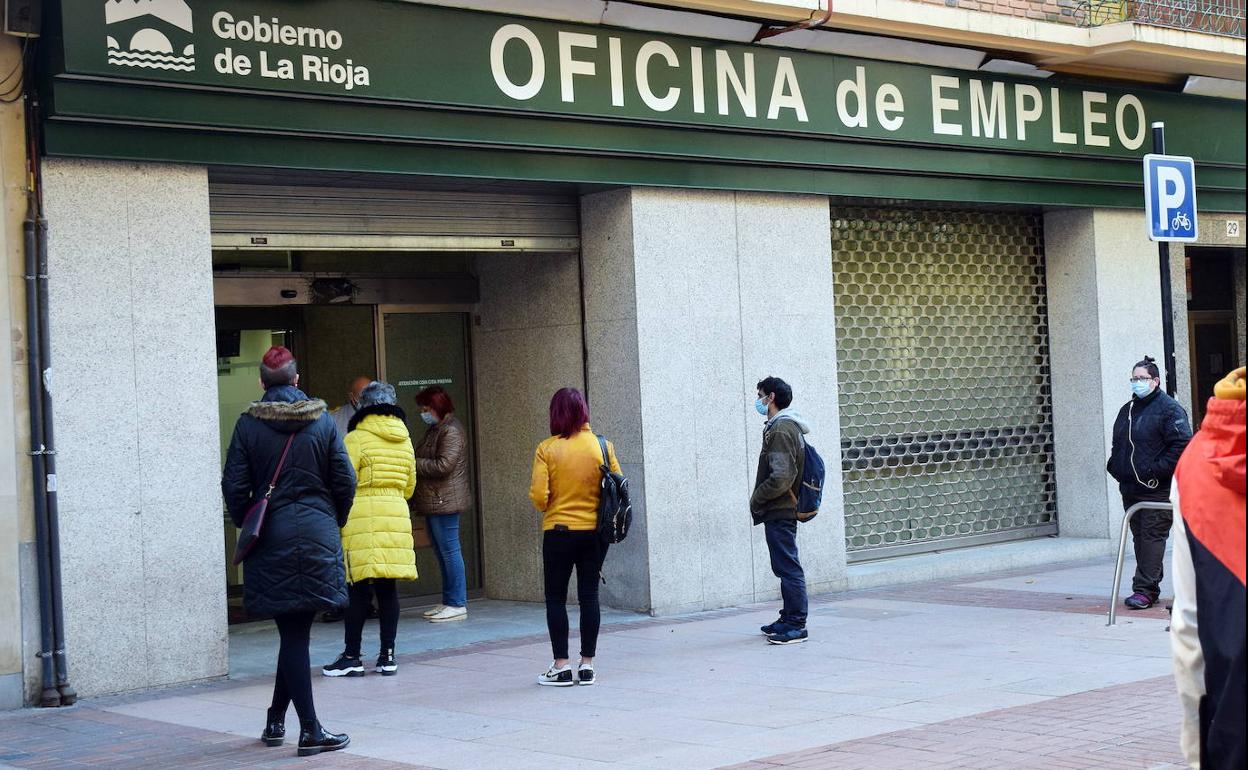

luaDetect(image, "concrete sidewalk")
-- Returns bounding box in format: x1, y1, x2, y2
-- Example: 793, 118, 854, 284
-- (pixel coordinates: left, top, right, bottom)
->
0, 553, 1183, 770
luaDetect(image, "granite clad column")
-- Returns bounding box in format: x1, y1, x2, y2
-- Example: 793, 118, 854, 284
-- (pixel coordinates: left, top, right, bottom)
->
1044, 208, 1181, 542
41, 159, 225, 697
581, 188, 847, 615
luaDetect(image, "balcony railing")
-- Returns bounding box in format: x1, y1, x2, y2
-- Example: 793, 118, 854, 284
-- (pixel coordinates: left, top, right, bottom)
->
1076, 0, 1246, 37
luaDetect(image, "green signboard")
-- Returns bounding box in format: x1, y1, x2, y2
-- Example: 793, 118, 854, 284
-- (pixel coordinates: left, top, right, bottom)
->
43, 0, 1246, 208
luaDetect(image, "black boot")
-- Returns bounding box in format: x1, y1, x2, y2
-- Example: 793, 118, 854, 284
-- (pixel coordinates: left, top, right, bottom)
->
260, 709, 285, 747
297, 722, 350, 757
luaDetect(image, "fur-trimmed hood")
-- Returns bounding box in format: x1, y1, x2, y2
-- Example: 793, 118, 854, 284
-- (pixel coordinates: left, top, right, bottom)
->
348, 403, 409, 441
247, 386, 328, 433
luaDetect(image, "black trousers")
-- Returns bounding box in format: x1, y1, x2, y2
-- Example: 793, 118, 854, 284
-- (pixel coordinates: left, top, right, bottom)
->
1124, 493, 1173, 601
344, 578, 400, 657
270, 611, 317, 728
543, 529, 608, 660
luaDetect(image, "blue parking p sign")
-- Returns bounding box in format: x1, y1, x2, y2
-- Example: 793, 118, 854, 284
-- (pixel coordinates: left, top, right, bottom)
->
1143, 154, 1198, 242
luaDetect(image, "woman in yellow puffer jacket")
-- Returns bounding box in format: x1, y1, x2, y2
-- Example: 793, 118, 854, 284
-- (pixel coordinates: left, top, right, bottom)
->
322, 381, 417, 679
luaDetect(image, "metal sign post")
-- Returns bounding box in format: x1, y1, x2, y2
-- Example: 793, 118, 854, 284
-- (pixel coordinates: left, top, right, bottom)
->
1143, 122, 1199, 397
1154, 124, 1177, 396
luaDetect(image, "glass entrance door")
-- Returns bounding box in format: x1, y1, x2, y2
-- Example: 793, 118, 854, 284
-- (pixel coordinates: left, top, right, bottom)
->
378, 310, 480, 599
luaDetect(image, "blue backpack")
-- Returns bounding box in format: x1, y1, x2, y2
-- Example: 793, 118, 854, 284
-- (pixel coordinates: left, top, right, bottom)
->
796, 437, 826, 523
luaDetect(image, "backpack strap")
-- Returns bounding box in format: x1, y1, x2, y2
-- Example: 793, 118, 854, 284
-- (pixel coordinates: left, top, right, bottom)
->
594, 434, 611, 583
597, 435, 610, 468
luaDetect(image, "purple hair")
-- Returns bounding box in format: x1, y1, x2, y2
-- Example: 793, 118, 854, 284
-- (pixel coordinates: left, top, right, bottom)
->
549, 388, 590, 438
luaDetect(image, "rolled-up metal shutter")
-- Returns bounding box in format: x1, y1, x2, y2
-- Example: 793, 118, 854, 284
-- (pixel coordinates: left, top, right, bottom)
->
831, 206, 1057, 562
209, 183, 579, 252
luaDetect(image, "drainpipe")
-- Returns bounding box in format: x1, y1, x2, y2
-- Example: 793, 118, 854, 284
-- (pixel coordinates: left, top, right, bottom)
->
23, 191, 58, 708
36, 192, 74, 706
24, 92, 76, 706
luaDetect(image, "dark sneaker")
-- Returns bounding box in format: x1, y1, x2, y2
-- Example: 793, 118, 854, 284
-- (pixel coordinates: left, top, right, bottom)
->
576, 664, 596, 686
376, 649, 397, 676
322, 652, 365, 677
297, 722, 350, 757
767, 627, 809, 645
1124, 592, 1155, 610
320, 608, 344, 623
761, 620, 790, 636
537, 664, 575, 687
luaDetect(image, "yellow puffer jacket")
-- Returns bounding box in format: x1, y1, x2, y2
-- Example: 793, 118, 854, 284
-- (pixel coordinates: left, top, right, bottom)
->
341, 409, 418, 583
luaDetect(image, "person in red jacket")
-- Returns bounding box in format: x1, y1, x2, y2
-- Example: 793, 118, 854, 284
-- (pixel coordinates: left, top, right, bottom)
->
1169, 366, 1245, 770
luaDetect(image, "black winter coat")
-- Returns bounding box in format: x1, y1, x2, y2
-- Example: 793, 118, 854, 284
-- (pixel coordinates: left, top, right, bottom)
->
1106, 388, 1192, 497
222, 385, 356, 617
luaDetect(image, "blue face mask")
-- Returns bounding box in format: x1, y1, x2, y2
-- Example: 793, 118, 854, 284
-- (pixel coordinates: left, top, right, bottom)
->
1131, 380, 1154, 398
754, 398, 769, 416
420, 411, 439, 425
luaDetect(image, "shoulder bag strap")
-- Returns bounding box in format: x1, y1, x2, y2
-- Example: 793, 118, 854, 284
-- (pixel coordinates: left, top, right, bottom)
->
264, 434, 297, 500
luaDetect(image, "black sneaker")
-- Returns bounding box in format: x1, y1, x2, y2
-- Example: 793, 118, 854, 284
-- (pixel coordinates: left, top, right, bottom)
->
536, 664, 575, 687
320, 608, 344, 623
576, 664, 596, 686
376, 649, 397, 676
760, 620, 789, 636
297, 722, 350, 757
767, 627, 809, 645
322, 652, 365, 677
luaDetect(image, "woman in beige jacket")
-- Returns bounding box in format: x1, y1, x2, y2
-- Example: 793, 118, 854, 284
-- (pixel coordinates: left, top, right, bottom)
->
412, 386, 471, 622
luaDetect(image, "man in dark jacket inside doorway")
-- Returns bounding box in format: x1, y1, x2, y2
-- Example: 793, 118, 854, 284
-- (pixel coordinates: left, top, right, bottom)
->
751, 376, 811, 645
1106, 355, 1193, 610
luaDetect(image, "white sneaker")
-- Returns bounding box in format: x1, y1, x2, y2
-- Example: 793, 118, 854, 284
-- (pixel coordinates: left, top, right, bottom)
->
427, 605, 467, 623
421, 604, 446, 618
537, 664, 574, 687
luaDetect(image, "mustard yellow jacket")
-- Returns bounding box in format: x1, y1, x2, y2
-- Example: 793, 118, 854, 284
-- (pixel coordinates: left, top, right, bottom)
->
529, 425, 621, 531
341, 408, 418, 583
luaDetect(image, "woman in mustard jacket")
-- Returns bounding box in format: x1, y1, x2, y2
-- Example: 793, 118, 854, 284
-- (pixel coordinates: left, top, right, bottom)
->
322, 381, 417, 678
529, 387, 621, 688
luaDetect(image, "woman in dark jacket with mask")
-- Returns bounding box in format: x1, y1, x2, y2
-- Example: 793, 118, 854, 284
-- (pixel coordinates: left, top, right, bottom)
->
222, 346, 357, 757
1106, 355, 1192, 610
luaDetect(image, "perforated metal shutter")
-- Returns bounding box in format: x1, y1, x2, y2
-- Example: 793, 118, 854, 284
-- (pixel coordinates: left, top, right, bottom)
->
209, 183, 580, 252
831, 207, 1057, 561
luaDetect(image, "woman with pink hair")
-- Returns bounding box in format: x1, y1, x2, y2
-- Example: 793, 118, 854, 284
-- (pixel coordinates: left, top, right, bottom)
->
528, 388, 621, 687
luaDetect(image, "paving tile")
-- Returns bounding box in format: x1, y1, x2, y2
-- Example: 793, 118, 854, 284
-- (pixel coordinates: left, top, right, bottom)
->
2, 554, 1187, 770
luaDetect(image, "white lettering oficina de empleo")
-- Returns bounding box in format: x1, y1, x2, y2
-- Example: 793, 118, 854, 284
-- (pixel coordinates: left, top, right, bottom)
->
489, 24, 810, 123
212, 11, 343, 50
929, 75, 1147, 149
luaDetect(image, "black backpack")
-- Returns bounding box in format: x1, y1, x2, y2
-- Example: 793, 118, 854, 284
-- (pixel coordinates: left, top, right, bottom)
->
596, 435, 632, 544
795, 436, 826, 523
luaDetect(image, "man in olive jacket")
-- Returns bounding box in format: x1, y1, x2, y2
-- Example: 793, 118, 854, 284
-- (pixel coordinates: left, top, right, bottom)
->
751, 376, 811, 645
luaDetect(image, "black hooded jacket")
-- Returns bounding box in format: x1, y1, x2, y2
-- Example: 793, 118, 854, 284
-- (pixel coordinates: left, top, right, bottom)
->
1106, 387, 1193, 498
221, 385, 356, 616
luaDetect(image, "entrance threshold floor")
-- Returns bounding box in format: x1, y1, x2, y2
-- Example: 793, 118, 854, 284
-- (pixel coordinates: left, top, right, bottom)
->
228, 599, 644, 680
